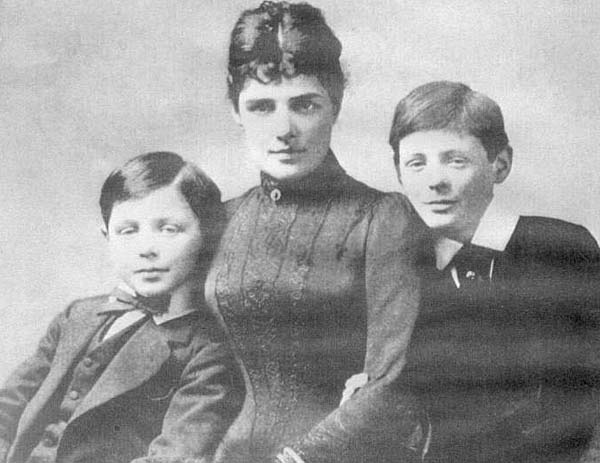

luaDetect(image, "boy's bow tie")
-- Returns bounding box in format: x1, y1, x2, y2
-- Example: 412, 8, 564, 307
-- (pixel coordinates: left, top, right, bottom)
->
105, 287, 171, 316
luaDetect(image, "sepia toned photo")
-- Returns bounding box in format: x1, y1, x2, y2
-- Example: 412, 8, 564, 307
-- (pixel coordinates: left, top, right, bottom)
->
1, 1, 599, 462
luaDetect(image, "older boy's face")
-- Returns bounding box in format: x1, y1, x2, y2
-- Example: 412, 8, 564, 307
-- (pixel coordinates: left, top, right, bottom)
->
106, 185, 203, 298
397, 130, 500, 242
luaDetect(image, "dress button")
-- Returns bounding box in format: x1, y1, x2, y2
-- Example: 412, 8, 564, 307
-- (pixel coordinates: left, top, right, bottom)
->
69, 390, 80, 400
41, 430, 58, 447
42, 436, 56, 447
270, 188, 281, 202
83, 357, 93, 367
465, 270, 476, 280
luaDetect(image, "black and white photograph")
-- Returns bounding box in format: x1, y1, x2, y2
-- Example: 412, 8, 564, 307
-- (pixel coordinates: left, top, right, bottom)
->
1, 1, 599, 462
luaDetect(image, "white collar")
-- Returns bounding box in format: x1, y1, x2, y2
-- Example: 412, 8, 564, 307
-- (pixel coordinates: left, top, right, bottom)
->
434, 197, 520, 270
152, 307, 197, 325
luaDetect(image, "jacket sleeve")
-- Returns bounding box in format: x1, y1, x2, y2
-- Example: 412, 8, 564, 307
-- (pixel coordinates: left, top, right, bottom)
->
571, 228, 600, 463
0, 308, 65, 451
286, 193, 429, 463
131, 341, 245, 463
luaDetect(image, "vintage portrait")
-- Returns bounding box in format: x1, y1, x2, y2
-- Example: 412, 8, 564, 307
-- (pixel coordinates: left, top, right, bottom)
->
0, 1, 599, 462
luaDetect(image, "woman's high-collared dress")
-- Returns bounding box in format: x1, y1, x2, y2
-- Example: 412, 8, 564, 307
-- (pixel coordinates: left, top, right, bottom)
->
206, 153, 425, 463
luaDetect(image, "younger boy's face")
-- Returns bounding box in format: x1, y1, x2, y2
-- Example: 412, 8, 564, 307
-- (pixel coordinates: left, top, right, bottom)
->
105, 185, 203, 298
397, 130, 503, 242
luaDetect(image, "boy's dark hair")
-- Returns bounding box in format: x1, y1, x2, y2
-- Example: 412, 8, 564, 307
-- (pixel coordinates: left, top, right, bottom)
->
227, 1, 345, 116
100, 151, 223, 257
389, 81, 511, 165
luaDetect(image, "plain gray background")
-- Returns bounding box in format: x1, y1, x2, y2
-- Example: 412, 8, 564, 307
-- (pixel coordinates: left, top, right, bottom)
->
1, 0, 599, 381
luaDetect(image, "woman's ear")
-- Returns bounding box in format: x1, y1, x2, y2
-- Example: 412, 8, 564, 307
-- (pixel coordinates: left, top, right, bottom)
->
492, 146, 513, 184
101, 226, 108, 239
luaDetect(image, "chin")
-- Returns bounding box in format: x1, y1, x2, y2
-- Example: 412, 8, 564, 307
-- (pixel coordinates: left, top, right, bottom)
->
420, 213, 458, 234
136, 289, 170, 298
130, 282, 171, 298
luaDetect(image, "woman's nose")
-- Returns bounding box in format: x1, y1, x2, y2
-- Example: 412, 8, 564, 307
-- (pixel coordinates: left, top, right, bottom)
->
274, 110, 297, 143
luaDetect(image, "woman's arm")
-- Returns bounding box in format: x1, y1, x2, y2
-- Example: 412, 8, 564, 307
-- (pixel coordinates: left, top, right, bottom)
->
131, 341, 245, 463
282, 193, 429, 463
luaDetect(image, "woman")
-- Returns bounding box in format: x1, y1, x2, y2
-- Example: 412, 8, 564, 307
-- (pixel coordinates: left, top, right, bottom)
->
206, 3, 427, 462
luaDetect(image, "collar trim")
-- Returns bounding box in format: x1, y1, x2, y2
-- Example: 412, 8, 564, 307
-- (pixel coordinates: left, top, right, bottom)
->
434, 198, 520, 270
260, 151, 347, 200
470, 198, 520, 251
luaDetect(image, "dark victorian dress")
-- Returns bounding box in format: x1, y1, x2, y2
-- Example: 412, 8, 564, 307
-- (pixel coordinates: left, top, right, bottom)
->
206, 153, 426, 463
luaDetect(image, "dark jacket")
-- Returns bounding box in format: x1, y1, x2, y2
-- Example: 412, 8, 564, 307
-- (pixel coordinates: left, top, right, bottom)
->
403, 216, 600, 463
0, 295, 244, 463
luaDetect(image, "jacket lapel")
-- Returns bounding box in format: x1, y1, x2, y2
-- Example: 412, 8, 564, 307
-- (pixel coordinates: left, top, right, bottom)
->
10, 299, 111, 458
69, 317, 186, 422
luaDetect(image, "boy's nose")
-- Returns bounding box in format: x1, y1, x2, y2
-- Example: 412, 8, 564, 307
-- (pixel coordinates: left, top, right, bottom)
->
137, 236, 159, 259
139, 248, 158, 259
427, 166, 451, 192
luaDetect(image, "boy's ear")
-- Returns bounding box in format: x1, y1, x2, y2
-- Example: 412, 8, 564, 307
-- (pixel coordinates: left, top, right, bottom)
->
394, 161, 403, 185
394, 161, 410, 196
231, 107, 242, 126
492, 146, 513, 184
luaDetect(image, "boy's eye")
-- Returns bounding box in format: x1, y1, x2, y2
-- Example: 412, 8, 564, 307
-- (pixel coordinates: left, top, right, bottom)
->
246, 100, 275, 114
405, 159, 425, 170
449, 157, 467, 167
160, 224, 182, 234
116, 226, 137, 235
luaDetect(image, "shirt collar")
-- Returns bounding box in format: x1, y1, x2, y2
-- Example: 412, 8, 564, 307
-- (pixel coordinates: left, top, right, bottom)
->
108, 282, 197, 326
152, 307, 197, 325
434, 197, 520, 270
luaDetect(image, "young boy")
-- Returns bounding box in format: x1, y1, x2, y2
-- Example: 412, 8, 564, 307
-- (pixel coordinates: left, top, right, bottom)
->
389, 81, 600, 463
0, 152, 244, 463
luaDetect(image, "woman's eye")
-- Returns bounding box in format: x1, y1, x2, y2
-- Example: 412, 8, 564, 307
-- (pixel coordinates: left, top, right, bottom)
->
292, 100, 320, 114
247, 100, 275, 114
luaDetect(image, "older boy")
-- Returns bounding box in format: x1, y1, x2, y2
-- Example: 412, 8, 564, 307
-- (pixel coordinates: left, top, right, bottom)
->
0, 152, 244, 463
389, 81, 600, 462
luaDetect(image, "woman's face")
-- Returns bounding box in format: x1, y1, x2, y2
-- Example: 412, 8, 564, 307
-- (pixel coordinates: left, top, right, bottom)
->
234, 74, 336, 181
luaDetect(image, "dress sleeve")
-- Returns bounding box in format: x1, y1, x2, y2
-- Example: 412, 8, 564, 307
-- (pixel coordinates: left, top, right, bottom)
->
286, 193, 429, 463
131, 342, 245, 463
0, 307, 65, 449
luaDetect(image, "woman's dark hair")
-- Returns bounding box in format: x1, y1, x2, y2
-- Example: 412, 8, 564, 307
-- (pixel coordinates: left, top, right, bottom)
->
227, 1, 345, 116
100, 151, 223, 258
389, 81, 512, 165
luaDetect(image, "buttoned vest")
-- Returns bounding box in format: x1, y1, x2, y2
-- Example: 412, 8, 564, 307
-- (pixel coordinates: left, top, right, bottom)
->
26, 315, 147, 463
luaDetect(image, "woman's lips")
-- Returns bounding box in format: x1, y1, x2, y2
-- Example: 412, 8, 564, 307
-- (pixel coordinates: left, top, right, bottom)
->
268, 148, 306, 155
268, 148, 307, 164
135, 268, 168, 276
425, 200, 457, 212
